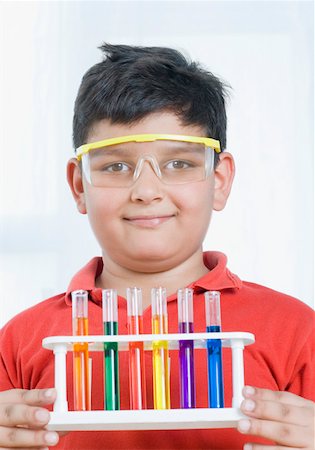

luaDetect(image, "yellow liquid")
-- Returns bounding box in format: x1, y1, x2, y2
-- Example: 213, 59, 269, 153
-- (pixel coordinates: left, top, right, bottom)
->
152, 315, 170, 409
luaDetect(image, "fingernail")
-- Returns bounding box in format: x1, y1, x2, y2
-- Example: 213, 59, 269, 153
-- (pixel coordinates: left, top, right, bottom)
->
244, 445, 253, 450
44, 388, 55, 399
35, 409, 50, 423
238, 419, 251, 433
244, 385, 255, 396
44, 431, 59, 445
243, 399, 256, 412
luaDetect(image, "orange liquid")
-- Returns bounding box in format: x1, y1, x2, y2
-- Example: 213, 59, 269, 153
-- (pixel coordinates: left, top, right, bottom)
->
128, 315, 147, 409
73, 317, 91, 411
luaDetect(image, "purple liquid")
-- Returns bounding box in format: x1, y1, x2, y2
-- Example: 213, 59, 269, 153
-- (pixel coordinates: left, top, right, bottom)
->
179, 322, 195, 408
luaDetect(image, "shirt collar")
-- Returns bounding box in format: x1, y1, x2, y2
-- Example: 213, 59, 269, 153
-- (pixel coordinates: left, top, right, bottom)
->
65, 251, 242, 306
194, 251, 242, 291
65, 257, 103, 306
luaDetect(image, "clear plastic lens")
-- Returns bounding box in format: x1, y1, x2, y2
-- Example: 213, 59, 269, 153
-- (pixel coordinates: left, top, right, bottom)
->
82, 141, 214, 187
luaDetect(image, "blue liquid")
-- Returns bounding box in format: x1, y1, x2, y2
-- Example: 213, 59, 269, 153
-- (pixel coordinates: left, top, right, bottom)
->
207, 325, 224, 408
179, 322, 195, 408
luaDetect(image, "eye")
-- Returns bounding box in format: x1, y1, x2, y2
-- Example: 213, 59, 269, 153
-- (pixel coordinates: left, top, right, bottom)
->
165, 160, 193, 170
103, 162, 131, 173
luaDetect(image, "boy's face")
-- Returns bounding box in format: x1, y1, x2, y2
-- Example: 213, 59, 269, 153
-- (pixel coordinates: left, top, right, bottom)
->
68, 111, 234, 273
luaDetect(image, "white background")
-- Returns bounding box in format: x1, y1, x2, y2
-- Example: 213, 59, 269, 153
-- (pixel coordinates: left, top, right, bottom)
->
0, 0, 313, 327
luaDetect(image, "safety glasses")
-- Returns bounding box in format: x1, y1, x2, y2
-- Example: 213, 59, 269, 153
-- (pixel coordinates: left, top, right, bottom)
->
75, 134, 221, 188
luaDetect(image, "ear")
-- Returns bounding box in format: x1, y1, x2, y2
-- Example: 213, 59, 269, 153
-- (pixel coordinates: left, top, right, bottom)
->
67, 158, 87, 214
213, 152, 235, 211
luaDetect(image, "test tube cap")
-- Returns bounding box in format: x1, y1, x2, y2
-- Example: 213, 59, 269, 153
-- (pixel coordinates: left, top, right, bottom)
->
126, 287, 143, 317
71, 290, 88, 319
205, 290, 221, 327
177, 288, 194, 324
102, 289, 118, 322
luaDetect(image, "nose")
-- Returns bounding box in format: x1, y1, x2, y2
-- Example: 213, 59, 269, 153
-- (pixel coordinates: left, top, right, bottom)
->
130, 161, 164, 204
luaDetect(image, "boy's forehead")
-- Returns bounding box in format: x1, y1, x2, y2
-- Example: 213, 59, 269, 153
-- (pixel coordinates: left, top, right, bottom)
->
86, 112, 207, 144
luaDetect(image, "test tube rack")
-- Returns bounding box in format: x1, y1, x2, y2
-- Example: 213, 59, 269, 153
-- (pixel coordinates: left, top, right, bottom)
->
42, 331, 254, 431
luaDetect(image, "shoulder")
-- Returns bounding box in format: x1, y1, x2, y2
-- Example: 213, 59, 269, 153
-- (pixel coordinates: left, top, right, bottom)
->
221, 278, 314, 346
240, 280, 314, 319
5, 292, 66, 321
0, 292, 68, 340
230, 280, 314, 357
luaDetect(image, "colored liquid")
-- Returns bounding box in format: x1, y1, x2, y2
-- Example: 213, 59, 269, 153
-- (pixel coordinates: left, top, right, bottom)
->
178, 322, 195, 408
207, 325, 224, 408
128, 316, 147, 410
104, 321, 120, 410
152, 315, 170, 409
73, 317, 91, 411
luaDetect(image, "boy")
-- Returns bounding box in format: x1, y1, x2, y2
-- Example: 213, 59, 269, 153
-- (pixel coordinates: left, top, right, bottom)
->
0, 43, 313, 449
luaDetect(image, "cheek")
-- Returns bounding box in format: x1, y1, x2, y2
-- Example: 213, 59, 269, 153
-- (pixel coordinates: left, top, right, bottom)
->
174, 182, 214, 216
85, 186, 123, 210
84, 189, 125, 228
181, 183, 214, 237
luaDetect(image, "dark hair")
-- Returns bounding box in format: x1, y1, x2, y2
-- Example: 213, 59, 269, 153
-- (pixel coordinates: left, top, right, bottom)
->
73, 43, 229, 161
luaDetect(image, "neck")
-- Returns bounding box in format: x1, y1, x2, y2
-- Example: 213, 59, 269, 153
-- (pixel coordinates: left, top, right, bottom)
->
96, 250, 209, 310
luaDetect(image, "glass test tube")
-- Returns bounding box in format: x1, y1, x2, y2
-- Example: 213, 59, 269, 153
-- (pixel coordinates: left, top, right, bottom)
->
102, 289, 120, 410
151, 287, 171, 410
177, 288, 195, 408
205, 291, 224, 408
127, 287, 147, 410
72, 290, 91, 411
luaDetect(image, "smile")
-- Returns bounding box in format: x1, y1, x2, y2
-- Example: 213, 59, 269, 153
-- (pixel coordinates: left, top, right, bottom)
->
124, 215, 175, 228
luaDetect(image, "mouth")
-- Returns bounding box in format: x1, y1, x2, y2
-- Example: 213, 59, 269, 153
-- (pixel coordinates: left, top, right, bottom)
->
124, 215, 175, 228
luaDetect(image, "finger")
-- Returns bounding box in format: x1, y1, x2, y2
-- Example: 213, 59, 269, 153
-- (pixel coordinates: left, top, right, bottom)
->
240, 398, 312, 426
0, 448, 50, 450
243, 386, 314, 408
0, 426, 59, 448
0, 390, 56, 407
243, 444, 295, 450
237, 418, 310, 448
0, 403, 51, 428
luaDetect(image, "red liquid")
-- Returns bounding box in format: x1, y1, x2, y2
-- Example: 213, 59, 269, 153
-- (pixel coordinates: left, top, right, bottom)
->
128, 315, 147, 409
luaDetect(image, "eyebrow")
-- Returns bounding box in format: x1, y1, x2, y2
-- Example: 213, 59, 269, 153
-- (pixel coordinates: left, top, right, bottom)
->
89, 142, 204, 158
89, 147, 130, 158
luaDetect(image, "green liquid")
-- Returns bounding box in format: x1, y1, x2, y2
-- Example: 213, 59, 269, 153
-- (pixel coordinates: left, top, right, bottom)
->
104, 321, 120, 410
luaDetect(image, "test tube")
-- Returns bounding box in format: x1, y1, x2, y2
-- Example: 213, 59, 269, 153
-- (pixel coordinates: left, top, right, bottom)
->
151, 287, 170, 410
102, 289, 120, 410
205, 290, 224, 408
126, 287, 147, 410
177, 288, 195, 408
72, 290, 91, 411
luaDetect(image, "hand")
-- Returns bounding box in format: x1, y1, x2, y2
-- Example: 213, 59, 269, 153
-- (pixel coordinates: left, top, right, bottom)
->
0, 388, 60, 449
237, 386, 315, 449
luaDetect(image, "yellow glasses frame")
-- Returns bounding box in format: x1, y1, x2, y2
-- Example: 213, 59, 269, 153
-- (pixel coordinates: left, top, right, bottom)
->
75, 134, 221, 160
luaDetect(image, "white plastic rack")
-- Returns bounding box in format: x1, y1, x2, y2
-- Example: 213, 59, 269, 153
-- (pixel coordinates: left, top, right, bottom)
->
42, 332, 255, 431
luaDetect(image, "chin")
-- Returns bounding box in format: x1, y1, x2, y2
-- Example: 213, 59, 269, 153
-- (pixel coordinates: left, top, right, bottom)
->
120, 250, 181, 273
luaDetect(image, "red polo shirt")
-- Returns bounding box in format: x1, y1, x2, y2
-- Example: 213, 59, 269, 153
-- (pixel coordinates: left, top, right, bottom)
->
0, 252, 314, 449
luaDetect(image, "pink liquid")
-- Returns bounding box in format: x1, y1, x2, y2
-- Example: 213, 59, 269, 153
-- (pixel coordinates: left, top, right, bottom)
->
128, 315, 147, 409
